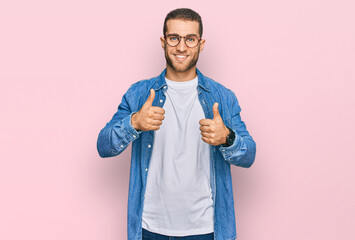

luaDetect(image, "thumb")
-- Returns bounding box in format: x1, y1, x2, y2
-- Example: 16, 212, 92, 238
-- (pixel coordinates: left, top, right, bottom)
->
212, 102, 220, 119
145, 89, 155, 106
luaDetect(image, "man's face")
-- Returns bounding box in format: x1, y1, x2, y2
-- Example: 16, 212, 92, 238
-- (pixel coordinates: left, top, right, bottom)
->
160, 19, 205, 73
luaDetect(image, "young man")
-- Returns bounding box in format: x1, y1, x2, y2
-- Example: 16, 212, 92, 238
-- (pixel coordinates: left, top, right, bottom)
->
97, 8, 256, 240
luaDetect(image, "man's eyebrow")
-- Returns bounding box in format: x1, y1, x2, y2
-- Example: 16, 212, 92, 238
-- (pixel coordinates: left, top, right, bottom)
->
167, 33, 198, 36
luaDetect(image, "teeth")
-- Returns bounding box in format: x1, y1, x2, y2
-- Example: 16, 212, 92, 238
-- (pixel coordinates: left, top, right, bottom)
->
176, 55, 187, 58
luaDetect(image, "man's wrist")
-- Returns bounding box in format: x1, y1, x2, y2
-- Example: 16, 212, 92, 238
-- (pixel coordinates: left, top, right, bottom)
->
221, 127, 235, 147
131, 113, 139, 130
223, 127, 230, 144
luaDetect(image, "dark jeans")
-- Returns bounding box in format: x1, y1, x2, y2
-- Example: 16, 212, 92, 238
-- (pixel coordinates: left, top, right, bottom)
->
142, 228, 214, 240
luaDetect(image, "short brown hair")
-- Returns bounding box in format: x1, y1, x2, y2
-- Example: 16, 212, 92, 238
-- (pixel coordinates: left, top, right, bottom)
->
163, 8, 203, 38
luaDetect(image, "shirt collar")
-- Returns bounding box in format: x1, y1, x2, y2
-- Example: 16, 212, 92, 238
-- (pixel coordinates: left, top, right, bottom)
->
154, 68, 210, 92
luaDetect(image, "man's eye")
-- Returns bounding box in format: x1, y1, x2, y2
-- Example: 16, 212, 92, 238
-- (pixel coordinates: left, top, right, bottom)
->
170, 37, 178, 41
187, 38, 195, 42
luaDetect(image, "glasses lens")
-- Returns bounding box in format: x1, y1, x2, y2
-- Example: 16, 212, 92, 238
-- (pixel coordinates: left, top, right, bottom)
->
166, 35, 179, 47
185, 35, 199, 48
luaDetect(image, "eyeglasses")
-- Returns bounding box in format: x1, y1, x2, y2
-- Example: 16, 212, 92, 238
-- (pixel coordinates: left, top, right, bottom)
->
164, 34, 201, 48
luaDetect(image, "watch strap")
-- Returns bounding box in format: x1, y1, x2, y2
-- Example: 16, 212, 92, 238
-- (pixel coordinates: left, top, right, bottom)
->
221, 127, 235, 147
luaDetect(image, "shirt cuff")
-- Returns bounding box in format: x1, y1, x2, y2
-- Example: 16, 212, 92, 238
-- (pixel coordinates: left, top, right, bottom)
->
218, 131, 246, 161
120, 112, 141, 142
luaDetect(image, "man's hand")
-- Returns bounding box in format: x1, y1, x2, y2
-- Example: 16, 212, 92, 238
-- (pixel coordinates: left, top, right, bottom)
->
199, 102, 230, 146
131, 89, 165, 131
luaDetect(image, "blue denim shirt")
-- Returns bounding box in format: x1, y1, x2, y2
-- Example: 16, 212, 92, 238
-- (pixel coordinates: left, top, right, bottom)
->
97, 68, 256, 240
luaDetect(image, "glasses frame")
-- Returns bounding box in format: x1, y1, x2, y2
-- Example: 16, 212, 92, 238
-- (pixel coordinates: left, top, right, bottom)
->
164, 34, 202, 48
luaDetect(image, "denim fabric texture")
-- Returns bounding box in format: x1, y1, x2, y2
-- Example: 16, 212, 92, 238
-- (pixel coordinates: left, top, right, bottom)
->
97, 68, 256, 240
142, 228, 214, 240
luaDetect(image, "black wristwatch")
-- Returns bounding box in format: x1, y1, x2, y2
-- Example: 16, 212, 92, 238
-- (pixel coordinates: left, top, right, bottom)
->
222, 127, 236, 147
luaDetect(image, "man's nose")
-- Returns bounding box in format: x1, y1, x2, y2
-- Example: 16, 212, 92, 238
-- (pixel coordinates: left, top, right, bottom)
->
176, 38, 187, 52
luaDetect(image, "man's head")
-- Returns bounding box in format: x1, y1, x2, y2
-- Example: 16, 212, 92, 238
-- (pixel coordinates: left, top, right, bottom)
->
160, 8, 205, 73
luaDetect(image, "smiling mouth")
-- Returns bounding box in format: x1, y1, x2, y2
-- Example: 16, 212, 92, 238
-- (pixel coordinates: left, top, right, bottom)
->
174, 54, 188, 62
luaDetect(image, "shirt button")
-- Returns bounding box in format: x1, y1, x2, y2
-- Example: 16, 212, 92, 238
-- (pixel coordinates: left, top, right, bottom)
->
145, 168, 148, 172
148, 144, 151, 148
163, 86, 167, 89
120, 145, 124, 148
160, 99, 163, 103
133, 135, 136, 138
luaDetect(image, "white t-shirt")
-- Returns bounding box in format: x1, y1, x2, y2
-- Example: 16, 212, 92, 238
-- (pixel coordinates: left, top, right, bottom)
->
141, 76, 214, 236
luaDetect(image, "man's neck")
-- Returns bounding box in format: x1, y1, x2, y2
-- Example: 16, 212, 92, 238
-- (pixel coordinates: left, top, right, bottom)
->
165, 65, 197, 82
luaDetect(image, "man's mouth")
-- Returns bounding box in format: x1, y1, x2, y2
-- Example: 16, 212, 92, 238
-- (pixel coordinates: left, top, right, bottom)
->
174, 54, 188, 62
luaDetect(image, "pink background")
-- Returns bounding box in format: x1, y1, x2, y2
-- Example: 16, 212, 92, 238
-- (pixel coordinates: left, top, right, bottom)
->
1, 1, 354, 239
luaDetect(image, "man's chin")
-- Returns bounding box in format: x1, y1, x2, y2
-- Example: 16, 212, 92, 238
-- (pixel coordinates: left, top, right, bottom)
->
170, 62, 195, 72
173, 66, 189, 72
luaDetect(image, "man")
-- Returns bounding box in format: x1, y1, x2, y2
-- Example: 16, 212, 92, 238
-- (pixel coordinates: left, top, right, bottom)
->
97, 8, 256, 240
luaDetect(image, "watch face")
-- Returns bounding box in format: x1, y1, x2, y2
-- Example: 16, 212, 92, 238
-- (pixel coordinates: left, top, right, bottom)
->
227, 136, 233, 145
226, 128, 235, 146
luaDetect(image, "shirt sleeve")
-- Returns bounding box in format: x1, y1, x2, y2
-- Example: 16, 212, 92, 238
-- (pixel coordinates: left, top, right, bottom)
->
97, 85, 142, 158
218, 91, 256, 168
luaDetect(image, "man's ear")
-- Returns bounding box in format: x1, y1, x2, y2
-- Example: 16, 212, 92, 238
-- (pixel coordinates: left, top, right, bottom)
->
199, 39, 206, 53
160, 36, 165, 49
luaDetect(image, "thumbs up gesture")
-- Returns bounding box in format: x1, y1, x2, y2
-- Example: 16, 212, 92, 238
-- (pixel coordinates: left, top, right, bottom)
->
131, 89, 165, 131
199, 102, 230, 146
